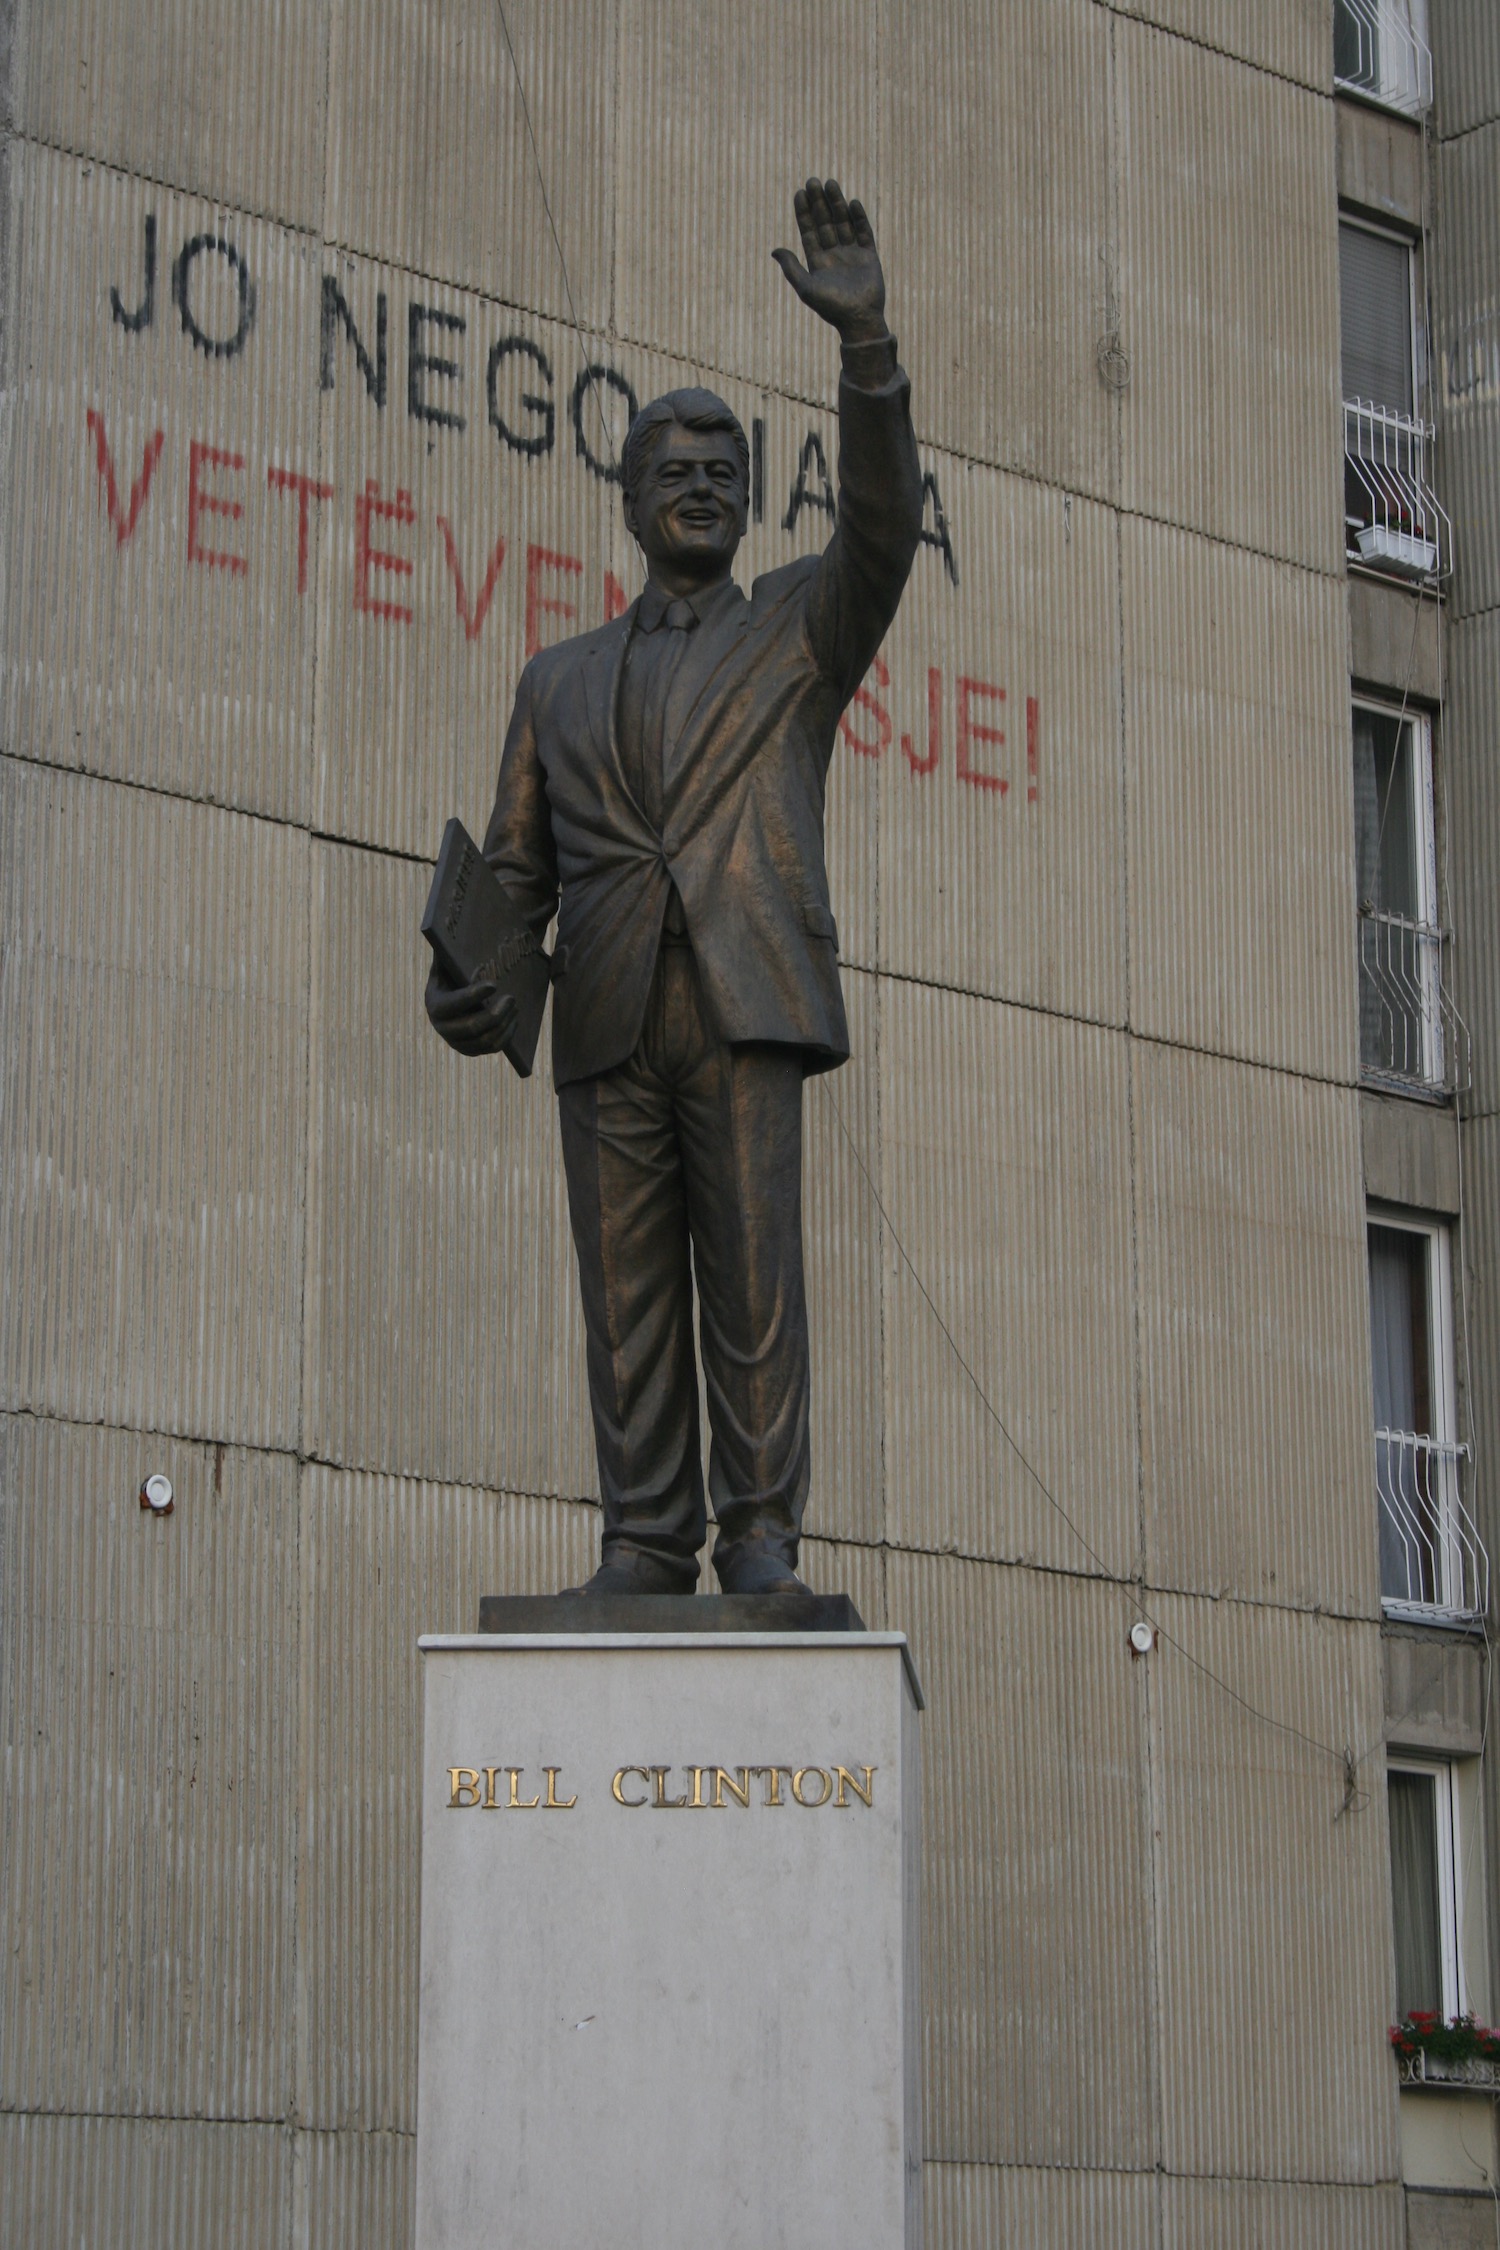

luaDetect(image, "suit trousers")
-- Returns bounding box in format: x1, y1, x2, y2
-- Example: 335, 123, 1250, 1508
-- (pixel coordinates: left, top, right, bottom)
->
556, 940, 811, 1590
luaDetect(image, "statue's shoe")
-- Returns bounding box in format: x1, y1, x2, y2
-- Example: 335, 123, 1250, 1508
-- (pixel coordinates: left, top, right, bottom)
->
563, 1560, 690, 1596
712, 1551, 806, 1596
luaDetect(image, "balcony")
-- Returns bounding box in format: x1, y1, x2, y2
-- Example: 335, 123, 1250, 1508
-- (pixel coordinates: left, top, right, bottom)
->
1377, 1429, 1488, 1626
1358, 908, 1470, 1096
1345, 400, 1450, 580
1335, 0, 1432, 117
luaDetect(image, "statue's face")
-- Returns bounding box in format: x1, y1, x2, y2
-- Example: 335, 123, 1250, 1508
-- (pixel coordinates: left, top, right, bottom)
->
624, 425, 747, 578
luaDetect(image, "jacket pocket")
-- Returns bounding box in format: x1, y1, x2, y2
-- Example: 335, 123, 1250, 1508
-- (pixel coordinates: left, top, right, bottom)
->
803, 903, 839, 950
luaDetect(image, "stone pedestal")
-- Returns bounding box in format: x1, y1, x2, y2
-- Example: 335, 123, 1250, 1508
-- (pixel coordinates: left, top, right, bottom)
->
414, 1623, 923, 2250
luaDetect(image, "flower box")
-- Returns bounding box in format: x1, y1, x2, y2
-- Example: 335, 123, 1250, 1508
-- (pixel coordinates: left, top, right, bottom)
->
1356, 524, 1439, 576
1392, 2012, 1500, 2090
1398, 2049, 1500, 2091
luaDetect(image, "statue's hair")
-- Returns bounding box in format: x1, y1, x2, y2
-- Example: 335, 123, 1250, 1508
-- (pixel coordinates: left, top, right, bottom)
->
621, 388, 750, 508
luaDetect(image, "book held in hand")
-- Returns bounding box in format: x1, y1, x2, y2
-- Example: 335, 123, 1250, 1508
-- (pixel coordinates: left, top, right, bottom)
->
421, 818, 551, 1078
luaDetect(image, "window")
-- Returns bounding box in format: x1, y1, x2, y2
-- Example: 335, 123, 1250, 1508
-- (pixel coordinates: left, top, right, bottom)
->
1341, 220, 1415, 420
1368, 1213, 1484, 1621
1340, 218, 1447, 576
1335, 0, 1432, 118
1388, 1759, 1461, 2021
1353, 702, 1454, 1090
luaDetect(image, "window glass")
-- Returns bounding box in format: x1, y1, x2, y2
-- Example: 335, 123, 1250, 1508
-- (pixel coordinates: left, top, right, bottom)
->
1353, 709, 1419, 921
1334, 0, 1367, 85
1388, 1768, 1443, 2018
1369, 1224, 1436, 1602
1340, 222, 1414, 416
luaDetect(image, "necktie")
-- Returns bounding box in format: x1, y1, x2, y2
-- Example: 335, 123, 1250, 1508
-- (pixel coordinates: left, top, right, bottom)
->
619, 599, 697, 832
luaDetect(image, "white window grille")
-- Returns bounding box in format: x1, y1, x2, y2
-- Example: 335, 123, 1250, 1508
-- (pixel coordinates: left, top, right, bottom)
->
1375, 1430, 1486, 1623
1339, 219, 1449, 579
1388, 1759, 1464, 2022
1369, 1217, 1486, 1626
1335, 0, 1432, 117
1345, 400, 1450, 578
1354, 704, 1469, 1095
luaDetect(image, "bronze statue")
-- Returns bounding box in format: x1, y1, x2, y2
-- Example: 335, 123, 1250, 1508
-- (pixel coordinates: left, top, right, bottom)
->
425, 180, 922, 1594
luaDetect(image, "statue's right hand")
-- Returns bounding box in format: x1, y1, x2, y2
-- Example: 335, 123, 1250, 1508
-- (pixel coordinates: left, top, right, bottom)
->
424, 964, 519, 1056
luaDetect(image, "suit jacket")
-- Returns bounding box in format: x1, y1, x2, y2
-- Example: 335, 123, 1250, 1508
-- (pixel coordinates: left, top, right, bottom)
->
482, 345, 923, 1089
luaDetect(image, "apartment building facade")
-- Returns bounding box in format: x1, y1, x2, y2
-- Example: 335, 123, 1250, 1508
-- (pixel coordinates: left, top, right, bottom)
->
2, 2, 1498, 2243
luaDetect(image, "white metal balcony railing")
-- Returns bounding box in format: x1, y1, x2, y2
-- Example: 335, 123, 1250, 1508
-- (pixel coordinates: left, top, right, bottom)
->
1358, 909, 1471, 1096
1377, 1428, 1488, 1626
1344, 400, 1450, 579
1335, 0, 1433, 117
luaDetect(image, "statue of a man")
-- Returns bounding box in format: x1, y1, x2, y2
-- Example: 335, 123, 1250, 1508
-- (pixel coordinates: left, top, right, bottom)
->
425, 180, 921, 1595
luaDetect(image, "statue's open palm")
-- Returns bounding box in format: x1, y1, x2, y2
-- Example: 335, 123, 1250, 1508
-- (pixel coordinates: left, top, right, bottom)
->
773, 178, 887, 345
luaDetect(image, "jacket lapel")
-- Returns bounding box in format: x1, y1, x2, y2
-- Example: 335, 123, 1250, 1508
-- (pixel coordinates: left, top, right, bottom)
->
661, 592, 750, 801
581, 608, 639, 809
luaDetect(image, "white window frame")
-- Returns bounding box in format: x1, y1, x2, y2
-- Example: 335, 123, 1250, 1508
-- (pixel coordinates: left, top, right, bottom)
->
1388, 1754, 1463, 2021
1369, 1207, 1480, 1622
1368, 1209, 1456, 1445
1354, 698, 1442, 1086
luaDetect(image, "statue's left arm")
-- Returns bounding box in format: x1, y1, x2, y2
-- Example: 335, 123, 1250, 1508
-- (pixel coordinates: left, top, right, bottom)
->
774, 178, 924, 702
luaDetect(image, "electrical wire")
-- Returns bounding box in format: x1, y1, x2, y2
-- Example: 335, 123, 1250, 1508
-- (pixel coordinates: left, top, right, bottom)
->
817, 1077, 1360, 1790
493, 0, 620, 473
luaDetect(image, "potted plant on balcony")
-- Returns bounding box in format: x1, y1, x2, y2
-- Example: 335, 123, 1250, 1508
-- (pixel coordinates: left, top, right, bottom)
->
1391, 2011, 1500, 2089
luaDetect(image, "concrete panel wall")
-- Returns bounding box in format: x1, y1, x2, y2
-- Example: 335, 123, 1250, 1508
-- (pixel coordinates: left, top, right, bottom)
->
0, 0, 1421, 2237
12, 0, 329, 230
1106, 0, 1331, 90
0, 151, 325, 820
0, 1415, 298, 2122
1437, 121, 1500, 621
1160, 2175, 1405, 2247
875, 467, 1127, 1026
613, 0, 876, 411
1117, 22, 1342, 571
0, 2113, 293, 2250
325, 0, 615, 330
0, 762, 309, 1446
1432, 0, 1500, 136
301, 839, 592, 1493
1445, 609, 1500, 1116
1123, 519, 1356, 1076
891, 1551, 1156, 2171
1133, 1043, 1375, 1613
878, 0, 1116, 499
878, 983, 1139, 1578
926, 2159, 1157, 2250
1150, 1594, 1397, 2183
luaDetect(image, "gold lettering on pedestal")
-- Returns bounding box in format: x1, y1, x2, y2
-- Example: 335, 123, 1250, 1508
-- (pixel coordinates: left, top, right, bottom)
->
448, 1768, 481, 1808
651, 1766, 690, 1809
508, 1768, 542, 1809
482, 1766, 503, 1810
791, 1766, 833, 1807
543, 1768, 577, 1809
712, 1767, 752, 1809
749, 1765, 787, 1807
834, 1765, 877, 1808
612, 1766, 650, 1806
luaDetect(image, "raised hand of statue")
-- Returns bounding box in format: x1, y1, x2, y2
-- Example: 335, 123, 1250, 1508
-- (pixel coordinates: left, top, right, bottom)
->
772, 178, 888, 347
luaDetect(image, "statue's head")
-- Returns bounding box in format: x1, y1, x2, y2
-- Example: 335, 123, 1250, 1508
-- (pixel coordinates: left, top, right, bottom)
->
621, 388, 750, 582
